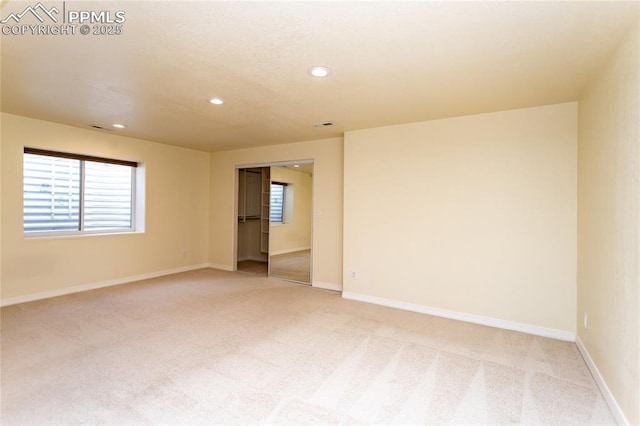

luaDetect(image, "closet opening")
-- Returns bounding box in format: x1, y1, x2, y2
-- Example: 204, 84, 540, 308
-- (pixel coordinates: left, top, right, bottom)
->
235, 161, 313, 284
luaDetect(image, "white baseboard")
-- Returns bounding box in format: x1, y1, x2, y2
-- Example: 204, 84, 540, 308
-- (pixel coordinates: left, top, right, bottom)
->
341, 291, 576, 342
0, 264, 210, 307
576, 336, 628, 425
207, 263, 234, 271
269, 246, 311, 256
312, 281, 343, 292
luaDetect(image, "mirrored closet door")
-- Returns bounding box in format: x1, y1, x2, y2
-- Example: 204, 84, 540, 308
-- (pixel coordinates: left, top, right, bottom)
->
268, 164, 313, 284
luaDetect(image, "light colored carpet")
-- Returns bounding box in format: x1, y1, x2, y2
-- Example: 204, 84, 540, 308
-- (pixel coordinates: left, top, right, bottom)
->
1, 268, 614, 425
269, 249, 311, 284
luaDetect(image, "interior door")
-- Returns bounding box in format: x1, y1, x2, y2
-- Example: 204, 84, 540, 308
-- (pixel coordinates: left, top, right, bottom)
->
268, 164, 313, 284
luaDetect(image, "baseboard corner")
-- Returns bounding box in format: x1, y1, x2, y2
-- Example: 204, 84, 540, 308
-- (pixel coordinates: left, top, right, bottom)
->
312, 281, 343, 292
207, 263, 234, 271
576, 336, 628, 425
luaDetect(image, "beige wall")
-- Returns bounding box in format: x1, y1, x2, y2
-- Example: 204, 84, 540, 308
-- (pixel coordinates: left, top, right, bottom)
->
270, 166, 312, 255
344, 103, 577, 332
209, 138, 343, 287
1, 113, 210, 301
577, 23, 639, 425
0, 116, 3, 292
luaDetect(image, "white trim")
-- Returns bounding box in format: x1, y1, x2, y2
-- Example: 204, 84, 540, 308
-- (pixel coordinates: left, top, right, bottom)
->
576, 336, 628, 425
207, 263, 234, 272
24, 229, 140, 240
0, 264, 209, 307
312, 281, 343, 292
269, 246, 312, 256
341, 291, 576, 342
236, 159, 314, 169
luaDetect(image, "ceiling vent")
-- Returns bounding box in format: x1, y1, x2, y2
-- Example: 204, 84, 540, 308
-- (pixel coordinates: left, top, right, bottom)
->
313, 121, 334, 128
89, 125, 113, 131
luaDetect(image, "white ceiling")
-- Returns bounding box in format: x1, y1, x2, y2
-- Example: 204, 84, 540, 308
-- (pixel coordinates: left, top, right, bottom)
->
1, 1, 638, 152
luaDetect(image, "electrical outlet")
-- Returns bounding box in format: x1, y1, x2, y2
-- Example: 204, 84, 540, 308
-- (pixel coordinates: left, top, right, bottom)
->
351, 271, 357, 280
583, 313, 588, 329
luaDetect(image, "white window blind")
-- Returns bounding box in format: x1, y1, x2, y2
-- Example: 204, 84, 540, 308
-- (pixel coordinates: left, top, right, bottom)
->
83, 161, 133, 230
23, 154, 81, 232
270, 182, 285, 223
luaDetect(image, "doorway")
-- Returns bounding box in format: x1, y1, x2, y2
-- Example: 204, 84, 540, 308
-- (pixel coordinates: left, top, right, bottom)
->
235, 161, 313, 285
236, 167, 269, 276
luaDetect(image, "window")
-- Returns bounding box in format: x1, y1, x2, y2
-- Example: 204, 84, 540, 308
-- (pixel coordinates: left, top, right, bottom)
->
23, 148, 138, 234
270, 182, 286, 223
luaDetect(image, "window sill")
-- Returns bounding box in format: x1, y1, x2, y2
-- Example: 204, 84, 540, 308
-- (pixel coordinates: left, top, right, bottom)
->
23, 229, 143, 240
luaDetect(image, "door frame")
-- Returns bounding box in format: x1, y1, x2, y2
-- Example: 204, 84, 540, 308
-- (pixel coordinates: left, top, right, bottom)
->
233, 159, 314, 283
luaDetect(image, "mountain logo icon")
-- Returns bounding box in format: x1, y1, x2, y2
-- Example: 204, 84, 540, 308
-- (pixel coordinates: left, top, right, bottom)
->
1, 2, 60, 24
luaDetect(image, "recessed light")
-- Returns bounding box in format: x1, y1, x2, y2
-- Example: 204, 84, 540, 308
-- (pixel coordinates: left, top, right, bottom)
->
293, 165, 300, 168
209, 98, 224, 105
112, 123, 126, 129
308, 66, 331, 77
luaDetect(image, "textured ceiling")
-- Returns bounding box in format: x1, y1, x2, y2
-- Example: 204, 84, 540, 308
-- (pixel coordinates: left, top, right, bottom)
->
1, 1, 638, 152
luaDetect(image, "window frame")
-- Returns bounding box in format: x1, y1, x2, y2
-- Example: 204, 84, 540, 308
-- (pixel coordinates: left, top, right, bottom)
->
269, 181, 287, 224
23, 147, 139, 237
